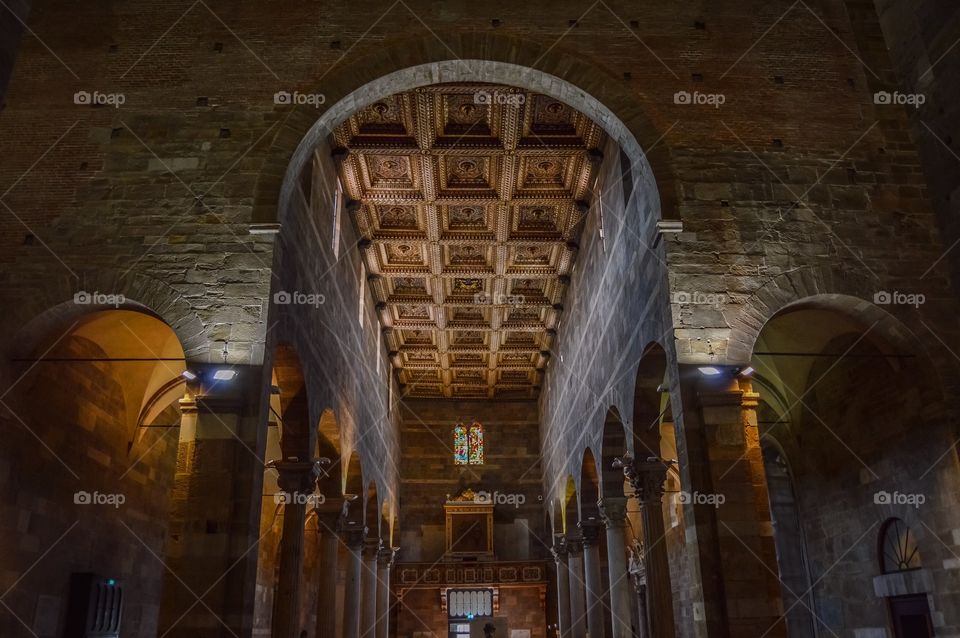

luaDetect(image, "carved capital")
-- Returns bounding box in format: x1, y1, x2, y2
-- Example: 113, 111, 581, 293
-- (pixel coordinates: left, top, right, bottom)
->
598, 497, 629, 528
565, 534, 584, 555
550, 535, 568, 563
578, 519, 603, 546
338, 521, 367, 550
378, 546, 399, 567
271, 459, 320, 497
616, 452, 671, 505
363, 537, 382, 559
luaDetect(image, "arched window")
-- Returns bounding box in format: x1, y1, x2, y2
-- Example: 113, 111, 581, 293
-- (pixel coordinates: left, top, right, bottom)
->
880, 518, 922, 573
453, 421, 484, 465
468, 421, 484, 465
453, 423, 468, 465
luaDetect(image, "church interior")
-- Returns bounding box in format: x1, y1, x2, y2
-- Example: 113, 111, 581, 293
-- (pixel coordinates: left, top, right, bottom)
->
1, 1, 959, 637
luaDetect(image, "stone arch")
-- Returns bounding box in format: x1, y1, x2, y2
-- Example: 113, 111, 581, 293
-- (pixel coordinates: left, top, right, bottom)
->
259, 35, 675, 226
343, 451, 365, 520
578, 447, 601, 522
270, 343, 311, 460
315, 407, 342, 498
632, 342, 668, 460
600, 406, 628, 499
562, 475, 578, 534
364, 479, 382, 539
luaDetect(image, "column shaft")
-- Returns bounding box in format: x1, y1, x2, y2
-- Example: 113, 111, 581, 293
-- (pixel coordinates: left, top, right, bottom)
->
360, 540, 380, 638
566, 538, 588, 638
375, 547, 396, 638
580, 522, 606, 638
315, 516, 340, 638
341, 525, 365, 638
600, 499, 633, 638
552, 541, 572, 638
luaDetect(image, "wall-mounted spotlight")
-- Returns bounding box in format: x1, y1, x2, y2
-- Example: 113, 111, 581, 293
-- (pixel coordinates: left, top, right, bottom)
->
697, 366, 722, 376
213, 369, 237, 381
738, 366, 755, 377
181, 370, 198, 381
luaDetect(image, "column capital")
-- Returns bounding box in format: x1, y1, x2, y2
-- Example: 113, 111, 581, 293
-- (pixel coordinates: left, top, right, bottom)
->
598, 497, 629, 528
338, 521, 367, 550
270, 459, 321, 496
377, 546, 399, 567
578, 519, 604, 546
616, 452, 672, 505
363, 537, 382, 559
565, 533, 584, 555
551, 536, 568, 562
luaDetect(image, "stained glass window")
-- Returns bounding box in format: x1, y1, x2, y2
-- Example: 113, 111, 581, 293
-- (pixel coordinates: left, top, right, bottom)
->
454, 423, 468, 465
468, 422, 484, 465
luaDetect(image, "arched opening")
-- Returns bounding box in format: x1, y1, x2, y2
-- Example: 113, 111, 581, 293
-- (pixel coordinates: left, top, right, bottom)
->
749, 297, 953, 637
877, 518, 934, 638
2, 307, 186, 638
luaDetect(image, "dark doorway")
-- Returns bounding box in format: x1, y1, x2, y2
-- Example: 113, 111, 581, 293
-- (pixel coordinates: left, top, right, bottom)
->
889, 595, 934, 638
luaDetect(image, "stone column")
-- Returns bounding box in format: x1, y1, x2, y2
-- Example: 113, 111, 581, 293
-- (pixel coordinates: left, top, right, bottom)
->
694, 373, 785, 637
551, 538, 572, 638
620, 456, 675, 638
271, 461, 320, 638
314, 510, 341, 638
566, 535, 588, 638
579, 520, 606, 638
360, 538, 380, 638
159, 364, 269, 638
341, 522, 366, 638
600, 498, 632, 638
375, 546, 397, 638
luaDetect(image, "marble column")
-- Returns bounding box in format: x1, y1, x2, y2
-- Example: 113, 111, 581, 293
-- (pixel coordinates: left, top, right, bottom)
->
600, 498, 633, 638
340, 522, 366, 638
314, 510, 340, 638
566, 534, 588, 638
580, 520, 606, 638
375, 546, 397, 638
551, 537, 572, 638
620, 456, 675, 638
360, 538, 380, 638
270, 460, 319, 638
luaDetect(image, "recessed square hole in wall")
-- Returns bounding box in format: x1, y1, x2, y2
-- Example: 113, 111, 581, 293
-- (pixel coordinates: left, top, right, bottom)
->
568, 19, 579, 27
205, 520, 218, 534
692, 73, 703, 82
196, 97, 209, 107
878, 147, 886, 154
108, 44, 118, 53
774, 75, 784, 84
219, 128, 231, 138
847, 168, 857, 183
623, 72, 632, 80
694, 20, 706, 30
330, 41, 341, 49
23, 234, 34, 245
491, 19, 501, 27
772, 138, 783, 147
720, 200, 729, 207
111, 128, 122, 138
630, 20, 639, 28
847, 78, 856, 88
213, 42, 223, 52
79, 161, 88, 170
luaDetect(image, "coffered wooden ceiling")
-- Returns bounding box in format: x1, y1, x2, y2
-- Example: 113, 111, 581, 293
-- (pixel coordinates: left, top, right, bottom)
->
332, 83, 606, 399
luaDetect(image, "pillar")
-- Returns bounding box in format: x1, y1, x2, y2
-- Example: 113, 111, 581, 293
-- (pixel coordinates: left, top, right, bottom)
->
159, 364, 269, 638
600, 498, 633, 638
314, 510, 340, 638
566, 535, 588, 638
271, 461, 320, 638
692, 372, 785, 637
375, 546, 397, 638
341, 522, 365, 638
622, 458, 675, 638
360, 538, 380, 637
551, 538, 572, 638
580, 520, 606, 638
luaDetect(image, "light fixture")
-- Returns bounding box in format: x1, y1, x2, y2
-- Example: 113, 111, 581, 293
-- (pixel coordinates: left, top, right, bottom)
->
738, 366, 755, 377
181, 370, 197, 381
697, 366, 722, 376
213, 369, 237, 381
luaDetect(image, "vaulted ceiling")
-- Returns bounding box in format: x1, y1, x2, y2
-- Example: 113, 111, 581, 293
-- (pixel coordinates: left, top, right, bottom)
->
333, 83, 606, 399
